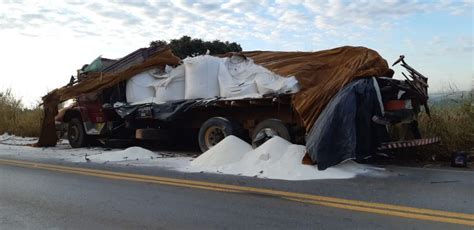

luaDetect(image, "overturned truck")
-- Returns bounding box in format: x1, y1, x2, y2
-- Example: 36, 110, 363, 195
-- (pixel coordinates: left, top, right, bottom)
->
38, 46, 439, 169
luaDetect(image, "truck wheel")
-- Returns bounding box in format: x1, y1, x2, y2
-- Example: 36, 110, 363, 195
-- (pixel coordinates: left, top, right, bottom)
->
251, 119, 291, 148
68, 118, 87, 148
198, 117, 243, 152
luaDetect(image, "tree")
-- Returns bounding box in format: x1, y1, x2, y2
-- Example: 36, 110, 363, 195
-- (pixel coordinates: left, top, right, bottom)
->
150, 36, 243, 59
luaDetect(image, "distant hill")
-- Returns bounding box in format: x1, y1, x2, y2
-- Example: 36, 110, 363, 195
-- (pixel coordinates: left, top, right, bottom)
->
428, 90, 472, 106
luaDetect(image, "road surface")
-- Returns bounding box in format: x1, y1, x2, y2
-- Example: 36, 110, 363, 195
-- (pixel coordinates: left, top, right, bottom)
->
1, 157, 473, 229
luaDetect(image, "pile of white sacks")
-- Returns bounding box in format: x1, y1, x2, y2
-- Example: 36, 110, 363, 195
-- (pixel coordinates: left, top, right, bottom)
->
125, 54, 299, 104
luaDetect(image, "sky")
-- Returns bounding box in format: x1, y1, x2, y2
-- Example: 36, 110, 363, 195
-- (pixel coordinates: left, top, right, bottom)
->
0, 0, 472, 107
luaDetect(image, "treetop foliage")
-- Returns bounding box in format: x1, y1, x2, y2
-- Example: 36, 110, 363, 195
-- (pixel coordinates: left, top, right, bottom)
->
150, 35, 242, 59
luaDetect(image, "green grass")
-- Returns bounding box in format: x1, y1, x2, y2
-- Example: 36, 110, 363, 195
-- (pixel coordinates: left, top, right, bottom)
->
0, 89, 43, 137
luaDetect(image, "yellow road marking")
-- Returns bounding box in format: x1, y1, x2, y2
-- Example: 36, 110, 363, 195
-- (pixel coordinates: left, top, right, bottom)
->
1, 160, 242, 194
285, 198, 474, 226
1, 158, 473, 226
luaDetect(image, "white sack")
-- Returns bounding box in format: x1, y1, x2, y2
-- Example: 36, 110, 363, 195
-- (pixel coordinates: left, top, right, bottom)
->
218, 56, 260, 98
219, 54, 299, 97
152, 65, 185, 102
217, 60, 233, 97
226, 55, 264, 83
225, 82, 260, 98
255, 74, 300, 95
218, 60, 259, 98
126, 71, 156, 103
183, 55, 221, 99
228, 55, 299, 95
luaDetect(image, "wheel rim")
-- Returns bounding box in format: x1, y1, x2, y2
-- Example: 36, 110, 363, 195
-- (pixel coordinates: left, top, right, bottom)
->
256, 128, 278, 140
204, 126, 226, 148
253, 128, 278, 147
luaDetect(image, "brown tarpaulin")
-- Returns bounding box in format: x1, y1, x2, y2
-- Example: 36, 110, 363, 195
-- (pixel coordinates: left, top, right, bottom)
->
35, 46, 390, 147
243, 46, 391, 130
34, 47, 181, 146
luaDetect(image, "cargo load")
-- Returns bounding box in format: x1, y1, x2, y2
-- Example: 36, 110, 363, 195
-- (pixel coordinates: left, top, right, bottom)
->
37, 46, 437, 170
123, 53, 300, 104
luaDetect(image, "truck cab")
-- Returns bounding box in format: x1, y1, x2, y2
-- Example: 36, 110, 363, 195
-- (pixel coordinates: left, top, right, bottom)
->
58, 83, 129, 147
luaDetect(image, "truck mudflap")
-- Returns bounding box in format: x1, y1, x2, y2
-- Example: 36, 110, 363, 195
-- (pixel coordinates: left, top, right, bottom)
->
377, 137, 440, 150
83, 121, 105, 135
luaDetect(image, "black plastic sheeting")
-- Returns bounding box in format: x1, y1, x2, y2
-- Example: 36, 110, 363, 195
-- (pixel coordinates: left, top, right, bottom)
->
114, 98, 222, 121
306, 78, 388, 170
114, 99, 196, 121
152, 99, 198, 121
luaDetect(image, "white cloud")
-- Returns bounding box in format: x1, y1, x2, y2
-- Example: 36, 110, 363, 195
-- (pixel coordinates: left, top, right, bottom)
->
303, 0, 472, 33
0, 0, 472, 104
1, 0, 470, 46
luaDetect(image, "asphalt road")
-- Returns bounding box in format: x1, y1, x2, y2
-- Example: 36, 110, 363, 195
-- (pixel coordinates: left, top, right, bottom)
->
1, 157, 473, 229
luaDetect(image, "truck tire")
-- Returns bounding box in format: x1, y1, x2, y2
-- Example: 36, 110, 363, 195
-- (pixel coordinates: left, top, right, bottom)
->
68, 118, 88, 148
251, 119, 291, 148
198, 117, 243, 152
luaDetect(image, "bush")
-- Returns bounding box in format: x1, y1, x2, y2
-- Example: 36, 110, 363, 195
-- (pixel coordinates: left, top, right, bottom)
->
416, 93, 474, 158
0, 89, 43, 137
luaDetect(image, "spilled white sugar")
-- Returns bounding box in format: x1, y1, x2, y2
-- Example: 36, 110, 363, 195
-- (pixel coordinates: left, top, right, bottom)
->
191, 135, 253, 167
0, 133, 38, 145
0, 134, 382, 180
189, 136, 381, 180
87, 146, 158, 162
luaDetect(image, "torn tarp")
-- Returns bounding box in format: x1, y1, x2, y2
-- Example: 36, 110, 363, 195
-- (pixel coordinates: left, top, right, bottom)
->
243, 46, 391, 131
306, 78, 389, 170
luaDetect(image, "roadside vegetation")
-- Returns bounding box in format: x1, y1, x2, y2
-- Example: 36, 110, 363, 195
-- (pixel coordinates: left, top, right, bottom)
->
416, 92, 474, 158
0, 89, 42, 137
